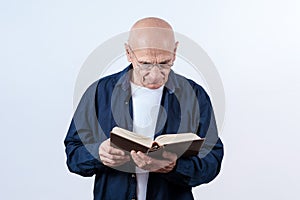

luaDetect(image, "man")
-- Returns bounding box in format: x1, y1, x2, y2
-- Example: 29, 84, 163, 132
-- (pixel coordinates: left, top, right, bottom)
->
64, 17, 224, 200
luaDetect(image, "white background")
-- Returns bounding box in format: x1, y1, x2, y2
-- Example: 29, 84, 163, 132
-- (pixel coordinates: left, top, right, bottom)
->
1, 0, 299, 199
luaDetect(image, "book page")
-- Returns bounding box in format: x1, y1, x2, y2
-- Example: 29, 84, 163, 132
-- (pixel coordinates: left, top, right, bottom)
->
111, 127, 153, 148
155, 133, 201, 145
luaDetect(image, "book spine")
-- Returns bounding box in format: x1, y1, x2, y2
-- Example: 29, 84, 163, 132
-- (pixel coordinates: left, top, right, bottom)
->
110, 133, 149, 154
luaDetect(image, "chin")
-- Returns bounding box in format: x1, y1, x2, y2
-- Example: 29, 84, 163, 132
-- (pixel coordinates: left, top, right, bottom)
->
145, 83, 163, 89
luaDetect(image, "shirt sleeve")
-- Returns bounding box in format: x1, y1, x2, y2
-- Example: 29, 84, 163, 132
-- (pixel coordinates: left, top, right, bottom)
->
160, 84, 224, 187
64, 81, 107, 177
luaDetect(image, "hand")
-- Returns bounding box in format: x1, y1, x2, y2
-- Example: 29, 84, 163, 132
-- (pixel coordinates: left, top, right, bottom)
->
99, 139, 130, 167
131, 150, 177, 173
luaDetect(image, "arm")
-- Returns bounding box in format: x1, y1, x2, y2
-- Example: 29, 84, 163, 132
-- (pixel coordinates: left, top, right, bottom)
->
160, 85, 224, 187
162, 139, 223, 187
64, 82, 130, 177
64, 81, 105, 176
64, 119, 104, 177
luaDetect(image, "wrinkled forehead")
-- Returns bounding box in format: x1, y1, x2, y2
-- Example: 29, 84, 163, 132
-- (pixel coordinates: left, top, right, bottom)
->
132, 48, 175, 59
128, 27, 176, 53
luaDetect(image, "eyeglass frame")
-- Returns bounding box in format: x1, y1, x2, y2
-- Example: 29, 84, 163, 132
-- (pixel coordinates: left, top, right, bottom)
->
127, 45, 175, 70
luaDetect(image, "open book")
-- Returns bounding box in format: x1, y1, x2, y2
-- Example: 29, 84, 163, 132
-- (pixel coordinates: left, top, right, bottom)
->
110, 127, 205, 158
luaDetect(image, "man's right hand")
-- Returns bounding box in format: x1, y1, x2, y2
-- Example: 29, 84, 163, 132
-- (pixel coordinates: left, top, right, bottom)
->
99, 139, 130, 167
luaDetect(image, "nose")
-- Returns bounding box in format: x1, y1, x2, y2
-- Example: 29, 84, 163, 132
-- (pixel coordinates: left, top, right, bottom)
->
148, 65, 162, 79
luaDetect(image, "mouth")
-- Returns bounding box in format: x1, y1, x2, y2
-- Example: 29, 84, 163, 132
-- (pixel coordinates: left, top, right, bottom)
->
142, 78, 165, 89
143, 83, 164, 89
142, 74, 165, 89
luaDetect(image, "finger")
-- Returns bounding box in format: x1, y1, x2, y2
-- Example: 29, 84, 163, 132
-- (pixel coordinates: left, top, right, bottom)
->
131, 151, 143, 164
100, 149, 130, 161
106, 144, 126, 156
100, 145, 124, 159
109, 148, 126, 156
162, 151, 177, 161
151, 159, 175, 173
101, 139, 127, 156
164, 161, 176, 170
154, 167, 170, 173
131, 151, 147, 168
165, 161, 176, 170
155, 165, 173, 173
148, 158, 171, 172
136, 151, 152, 164
101, 155, 130, 167
99, 145, 130, 161
101, 156, 119, 166
103, 159, 128, 167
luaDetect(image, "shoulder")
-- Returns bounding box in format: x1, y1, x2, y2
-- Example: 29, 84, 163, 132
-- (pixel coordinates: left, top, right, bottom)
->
97, 69, 125, 87
172, 72, 210, 99
95, 65, 131, 91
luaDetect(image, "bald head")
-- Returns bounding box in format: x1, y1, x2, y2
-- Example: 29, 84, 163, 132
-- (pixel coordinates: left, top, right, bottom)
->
131, 17, 173, 29
128, 17, 176, 52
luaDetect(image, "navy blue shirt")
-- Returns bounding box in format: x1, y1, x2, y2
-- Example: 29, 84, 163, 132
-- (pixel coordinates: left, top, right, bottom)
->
64, 65, 224, 200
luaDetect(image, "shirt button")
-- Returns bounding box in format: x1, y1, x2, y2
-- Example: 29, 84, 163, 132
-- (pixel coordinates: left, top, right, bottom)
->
131, 174, 135, 178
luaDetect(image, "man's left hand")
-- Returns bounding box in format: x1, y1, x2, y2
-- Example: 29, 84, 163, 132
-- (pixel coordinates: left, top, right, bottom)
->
130, 150, 177, 173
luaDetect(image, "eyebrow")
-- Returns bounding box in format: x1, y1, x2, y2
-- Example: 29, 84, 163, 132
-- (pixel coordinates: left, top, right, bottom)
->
158, 59, 173, 64
138, 59, 172, 64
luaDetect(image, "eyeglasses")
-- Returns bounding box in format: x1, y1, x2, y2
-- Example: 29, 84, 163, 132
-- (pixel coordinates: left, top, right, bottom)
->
128, 45, 174, 70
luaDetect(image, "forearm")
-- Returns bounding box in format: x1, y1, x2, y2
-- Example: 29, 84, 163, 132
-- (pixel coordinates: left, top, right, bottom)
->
64, 117, 107, 177
65, 140, 105, 177
160, 139, 224, 187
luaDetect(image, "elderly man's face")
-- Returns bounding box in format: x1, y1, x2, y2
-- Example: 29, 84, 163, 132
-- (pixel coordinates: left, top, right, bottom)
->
127, 47, 176, 89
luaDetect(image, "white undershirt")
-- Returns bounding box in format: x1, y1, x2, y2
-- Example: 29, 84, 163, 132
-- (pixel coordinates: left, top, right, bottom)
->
130, 82, 163, 200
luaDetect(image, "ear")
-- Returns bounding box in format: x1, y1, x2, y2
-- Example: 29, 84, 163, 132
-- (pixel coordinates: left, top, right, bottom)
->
172, 41, 179, 62
124, 43, 132, 62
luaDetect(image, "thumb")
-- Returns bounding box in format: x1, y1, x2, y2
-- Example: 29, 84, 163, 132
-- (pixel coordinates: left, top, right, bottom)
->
162, 151, 177, 160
